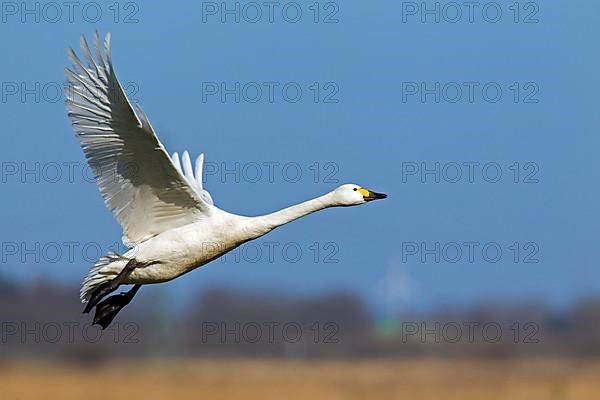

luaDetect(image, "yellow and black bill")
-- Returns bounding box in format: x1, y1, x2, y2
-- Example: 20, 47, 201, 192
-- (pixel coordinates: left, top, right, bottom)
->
357, 188, 388, 202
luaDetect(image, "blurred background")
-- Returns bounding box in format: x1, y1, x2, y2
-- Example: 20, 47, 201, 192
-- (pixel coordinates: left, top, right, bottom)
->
1, 0, 600, 399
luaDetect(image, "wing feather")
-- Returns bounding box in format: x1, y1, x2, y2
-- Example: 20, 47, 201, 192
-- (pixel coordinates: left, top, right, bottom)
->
169, 151, 214, 205
195, 153, 205, 190
65, 31, 210, 247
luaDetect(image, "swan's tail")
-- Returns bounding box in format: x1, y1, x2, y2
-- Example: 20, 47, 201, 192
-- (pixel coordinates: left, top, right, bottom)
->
80, 252, 130, 303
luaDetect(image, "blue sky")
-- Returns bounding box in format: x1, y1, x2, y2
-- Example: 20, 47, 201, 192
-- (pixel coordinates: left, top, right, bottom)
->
0, 1, 599, 313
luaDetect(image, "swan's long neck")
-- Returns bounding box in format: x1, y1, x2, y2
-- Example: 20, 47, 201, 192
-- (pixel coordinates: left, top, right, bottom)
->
246, 192, 336, 238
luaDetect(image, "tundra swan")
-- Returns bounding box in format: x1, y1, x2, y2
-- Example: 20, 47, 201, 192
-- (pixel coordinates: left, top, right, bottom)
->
64, 32, 387, 329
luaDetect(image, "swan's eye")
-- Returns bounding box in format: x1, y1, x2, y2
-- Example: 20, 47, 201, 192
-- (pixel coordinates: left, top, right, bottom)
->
353, 188, 357, 191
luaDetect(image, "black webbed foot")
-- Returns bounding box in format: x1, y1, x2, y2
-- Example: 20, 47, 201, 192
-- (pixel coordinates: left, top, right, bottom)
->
92, 284, 141, 330
83, 259, 138, 314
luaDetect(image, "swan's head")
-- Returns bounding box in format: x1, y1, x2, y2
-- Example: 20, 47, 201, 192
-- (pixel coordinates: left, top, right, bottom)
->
332, 184, 387, 206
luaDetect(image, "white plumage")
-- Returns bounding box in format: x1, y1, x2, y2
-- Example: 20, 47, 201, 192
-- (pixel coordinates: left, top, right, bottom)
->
65, 32, 386, 308
65, 32, 208, 248
171, 151, 214, 205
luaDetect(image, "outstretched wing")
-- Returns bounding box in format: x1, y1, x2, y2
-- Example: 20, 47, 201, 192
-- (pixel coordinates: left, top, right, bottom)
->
65, 32, 211, 247
171, 151, 214, 205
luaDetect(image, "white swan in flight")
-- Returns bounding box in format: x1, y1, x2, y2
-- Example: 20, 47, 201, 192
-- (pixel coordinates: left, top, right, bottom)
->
64, 32, 387, 329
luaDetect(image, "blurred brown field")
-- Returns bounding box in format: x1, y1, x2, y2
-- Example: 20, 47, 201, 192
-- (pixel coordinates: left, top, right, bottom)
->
1, 358, 599, 400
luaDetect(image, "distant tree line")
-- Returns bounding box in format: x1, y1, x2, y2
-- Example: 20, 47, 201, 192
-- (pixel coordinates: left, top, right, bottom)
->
1, 275, 599, 364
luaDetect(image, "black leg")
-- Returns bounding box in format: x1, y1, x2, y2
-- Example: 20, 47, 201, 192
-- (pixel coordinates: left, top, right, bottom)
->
92, 284, 141, 330
83, 259, 138, 314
